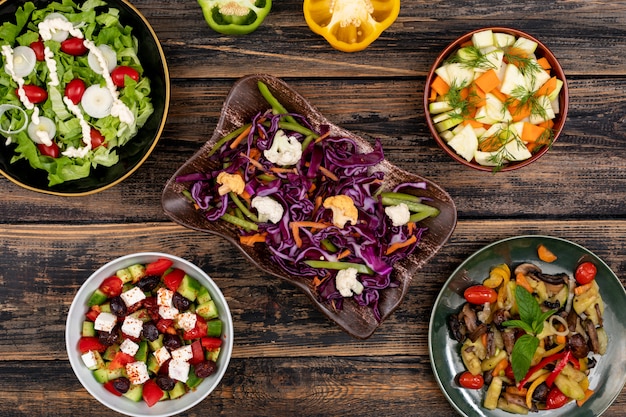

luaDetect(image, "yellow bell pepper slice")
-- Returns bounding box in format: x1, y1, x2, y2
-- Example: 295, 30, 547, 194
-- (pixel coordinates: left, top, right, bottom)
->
303, 0, 400, 52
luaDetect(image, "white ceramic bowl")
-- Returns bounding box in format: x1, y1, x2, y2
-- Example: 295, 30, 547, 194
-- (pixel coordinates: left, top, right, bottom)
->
65, 252, 233, 417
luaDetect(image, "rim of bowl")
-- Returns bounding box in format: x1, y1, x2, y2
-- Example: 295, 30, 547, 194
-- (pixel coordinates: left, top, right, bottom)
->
65, 252, 233, 417
424, 27, 569, 172
0, 0, 170, 196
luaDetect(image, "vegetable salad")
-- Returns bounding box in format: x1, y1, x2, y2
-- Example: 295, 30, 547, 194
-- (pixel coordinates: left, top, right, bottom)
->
448, 244, 606, 413
0, 0, 154, 185
177, 81, 440, 321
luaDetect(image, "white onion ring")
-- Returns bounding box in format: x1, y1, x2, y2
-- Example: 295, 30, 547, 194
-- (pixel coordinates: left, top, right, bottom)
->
549, 314, 570, 337
0, 104, 28, 135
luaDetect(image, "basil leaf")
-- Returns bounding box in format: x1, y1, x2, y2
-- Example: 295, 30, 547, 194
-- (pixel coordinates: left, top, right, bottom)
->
510, 334, 539, 383
502, 319, 533, 334
533, 309, 557, 334
515, 286, 541, 324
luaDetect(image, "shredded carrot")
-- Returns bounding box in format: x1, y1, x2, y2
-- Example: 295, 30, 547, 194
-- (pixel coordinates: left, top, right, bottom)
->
337, 249, 351, 260
270, 166, 297, 174
240, 190, 251, 204
240, 152, 266, 171
239, 233, 267, 246
474, 69, 500, 94
575, 282, 594, 296
407, 221, 416, 235
229, 125, 252, 149
431, 75, 450, 97
385, 235, 417, 255
291, 223, 303, 248
515, 272, 534, 294
576, 389, 594, 407
481, 332, 488, 348
318, 165, 339, 182
505, 385, 526, 396
555, 334, 567, 345
314, 195, 323, 213
537, 244, 558, 262
535, 76, 558, 98
522, 123, 547, 143
492, 358, 509, 377
291, 221, 332, 230
537, 57, 552, 71
249, 147, 261, 160
314, 131, 331, 144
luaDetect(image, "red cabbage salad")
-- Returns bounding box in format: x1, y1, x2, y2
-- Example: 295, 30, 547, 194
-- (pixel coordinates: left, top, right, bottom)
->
177, 81, 440, 320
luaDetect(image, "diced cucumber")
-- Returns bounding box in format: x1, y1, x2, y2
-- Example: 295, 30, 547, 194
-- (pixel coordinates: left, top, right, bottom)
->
104, 344, 120, 361
148, 333, 164, 352
196, 286, 212, 304
107, 367, 125, 380
87, 289, 108, 307
129, 308, 151, 323
471, 29, 494, 49
116, 267, 133, 284
135, 341, 148, 362
127, 263, 146, 282
196, 300, 219, 320
206, 319, 222, 337
512, 36, 538, 55
123, 384, 143, 402
177, 274, 202, 301
447, 124, 479, 162
205, 348, 220, 362
186, 368, 204, 389
432, 111, 452, 124
435, 116, 463, 133
93, 368, 109, 383
528, 95, 555, 124
147, 353, 160, 375
168, 381, 187, 400
494, 32, 515, 48
429, 101, 453, 115
82, 320, 96, 337
99, 302, 111, 313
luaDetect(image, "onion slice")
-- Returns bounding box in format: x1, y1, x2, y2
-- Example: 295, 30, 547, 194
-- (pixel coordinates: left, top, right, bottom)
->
27, 116, 56, 145
81, 85, 113, 118
87, 44, 117, 74
0, 104, 28, 135
11, 46, 37, 78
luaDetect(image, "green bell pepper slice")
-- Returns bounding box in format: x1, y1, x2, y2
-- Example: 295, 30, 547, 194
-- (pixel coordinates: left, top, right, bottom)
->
198, 0, 272, 35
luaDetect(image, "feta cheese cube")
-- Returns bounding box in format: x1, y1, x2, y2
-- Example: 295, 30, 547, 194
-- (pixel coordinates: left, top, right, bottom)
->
168, 359, 190, 383
159, 305, 179, 320
121, 316, 144, 338
171, 344, 193, 362
176, 312, 197, 332
81, 351, 99, 369
119, 338, 139, 357
120, 286, 146, 307
126, 361, 150, 385
94, 312, 117, 333
153, 346, 171, 366
157, 287, 174, 307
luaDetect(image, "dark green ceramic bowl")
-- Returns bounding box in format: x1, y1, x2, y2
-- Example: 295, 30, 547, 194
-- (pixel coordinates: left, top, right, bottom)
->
429, 235, 626, 416
0, 0, 169, 196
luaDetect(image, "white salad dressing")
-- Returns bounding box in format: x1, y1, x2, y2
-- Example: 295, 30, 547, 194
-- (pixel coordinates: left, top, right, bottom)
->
0, 15, 136, 156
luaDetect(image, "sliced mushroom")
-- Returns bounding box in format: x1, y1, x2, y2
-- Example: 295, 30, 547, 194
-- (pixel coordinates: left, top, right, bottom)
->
503, 392, 529, 409
462, 303, 478, 333
595, 303, 604, 327
585, 318, 601, 353
514, 263, 541, 276
485, 330, 496, 357
502, 329, 516, 355
447, 314, 466, 342
468, 322, 488, 343
534, 272, 569, 285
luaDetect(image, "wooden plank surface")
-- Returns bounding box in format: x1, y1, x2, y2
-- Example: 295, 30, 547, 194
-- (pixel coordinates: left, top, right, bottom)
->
1, 0, 626, 416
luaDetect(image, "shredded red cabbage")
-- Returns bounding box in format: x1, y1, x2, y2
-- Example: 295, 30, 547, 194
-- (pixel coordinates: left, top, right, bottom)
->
178, 97, 439, 321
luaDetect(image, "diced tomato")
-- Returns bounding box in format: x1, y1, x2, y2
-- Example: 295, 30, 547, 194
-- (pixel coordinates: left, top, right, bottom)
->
78, 336, 107, 353
189, 340, 205, 365
201, 337, 223, 350
90, 127, 106, 149
142, 379, 164, 407
108, 351, 136, 370
103, 380, 122, 396
145, 258, 173, 276
99, 276, 123, 297
37, 142, 59, 158
156, 318, 176, 335
183, 315, 207, 340
111, 65, 140, 87
163, 268, 185, 291
30, 40, 45, 61
85, 305, 101, 322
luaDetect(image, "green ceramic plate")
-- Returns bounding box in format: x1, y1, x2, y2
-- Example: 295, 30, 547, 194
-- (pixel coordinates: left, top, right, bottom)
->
429, 235, 626, 416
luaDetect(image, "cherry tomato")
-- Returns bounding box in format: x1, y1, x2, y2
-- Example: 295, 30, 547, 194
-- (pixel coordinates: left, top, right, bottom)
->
145, 258, 174, 276
99, 276, 123, 297
545, 386, 570, 409
64, 78, 86, 105
37, 142, 59, 158
575, 262, 597, 285
111, 65, 140, 87
30, 40, 45, 61
18, 85, 48, 103
464, 285, 497, 304
90, 127, 106, 149
103, 380, 123, 397
60, 37, 88, 55
458, 371, 484, 389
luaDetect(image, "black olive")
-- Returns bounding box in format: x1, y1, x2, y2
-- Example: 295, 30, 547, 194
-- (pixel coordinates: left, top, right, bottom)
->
142, 321, 159, 341
163, 333, 182, 351
136, 275, 160, 292
110, 296, 128, 317
98, 328, 120, 346
532, 382, 550, 402
112, 377, 130, 394
194, 360, 217, 378
155, 375, 176, 391
568, 333, 590, 359
172, 292, 192, 311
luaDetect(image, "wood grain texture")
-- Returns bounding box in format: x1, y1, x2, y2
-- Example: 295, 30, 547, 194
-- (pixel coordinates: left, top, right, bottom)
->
1, 0, 626, 415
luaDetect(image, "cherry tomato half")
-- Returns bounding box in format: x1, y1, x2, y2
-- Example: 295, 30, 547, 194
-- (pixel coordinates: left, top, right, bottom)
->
99, 276, 123, 297
545, 386, 570, 409
575, 262, 597, 285
19, 85, 48, 103
458, 371, 484, 389
464, 285, 498, 304
30, 40, 45, 61
60, 37, 88, 55
111, 66, 140, 87
37, 142, 59, 158
90, 127, 106, 149
64, 78, 86, 105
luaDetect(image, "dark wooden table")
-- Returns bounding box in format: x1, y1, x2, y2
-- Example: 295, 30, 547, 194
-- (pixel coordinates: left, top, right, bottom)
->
1, 0, 626, 416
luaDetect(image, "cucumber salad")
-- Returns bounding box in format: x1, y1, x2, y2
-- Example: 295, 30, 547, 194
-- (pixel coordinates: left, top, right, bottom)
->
0, 0, 154, 185
78, 258, 224, 407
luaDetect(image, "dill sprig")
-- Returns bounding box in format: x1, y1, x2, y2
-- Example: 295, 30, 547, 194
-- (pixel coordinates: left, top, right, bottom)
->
506, 85, 549, 122
447, 46, 498, 71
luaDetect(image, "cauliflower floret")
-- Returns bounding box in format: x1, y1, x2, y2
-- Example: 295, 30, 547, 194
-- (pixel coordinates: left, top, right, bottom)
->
216, 172, 245, 196
384, 203, 411, 227
251, 196, 284, 224
335, 267, 364, 298
323, 195, 358, 228
263, 130, 303, 166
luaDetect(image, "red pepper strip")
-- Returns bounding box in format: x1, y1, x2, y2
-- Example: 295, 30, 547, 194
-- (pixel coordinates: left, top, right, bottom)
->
545, 350, 572, 387
517, 351, 567, 389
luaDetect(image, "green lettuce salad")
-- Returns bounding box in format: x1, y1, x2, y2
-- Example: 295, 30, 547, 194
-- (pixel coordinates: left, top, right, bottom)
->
0, 0, 153, 185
